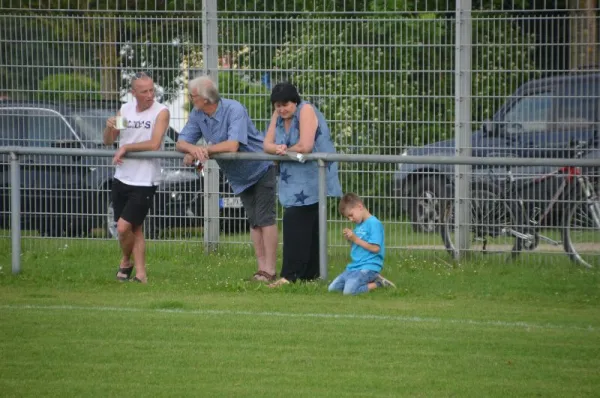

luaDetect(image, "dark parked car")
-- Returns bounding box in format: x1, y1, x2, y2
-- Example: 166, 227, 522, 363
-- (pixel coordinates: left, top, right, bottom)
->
0, 100, 246, 237
395, 72, 600, 232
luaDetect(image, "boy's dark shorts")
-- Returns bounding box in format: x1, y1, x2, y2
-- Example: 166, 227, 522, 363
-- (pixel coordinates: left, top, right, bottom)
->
111, 178, 157, 227
239, 166, 277, 228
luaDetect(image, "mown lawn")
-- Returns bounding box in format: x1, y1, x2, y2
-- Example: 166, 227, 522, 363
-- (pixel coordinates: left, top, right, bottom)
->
1, 237, 599, 397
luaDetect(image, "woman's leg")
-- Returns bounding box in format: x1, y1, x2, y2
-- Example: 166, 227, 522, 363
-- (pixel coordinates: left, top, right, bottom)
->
280, 204, 317, 282
301, 204, 320, 281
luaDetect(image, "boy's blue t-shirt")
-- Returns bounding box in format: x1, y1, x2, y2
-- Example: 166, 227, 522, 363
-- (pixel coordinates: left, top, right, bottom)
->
346, 215, 385, 273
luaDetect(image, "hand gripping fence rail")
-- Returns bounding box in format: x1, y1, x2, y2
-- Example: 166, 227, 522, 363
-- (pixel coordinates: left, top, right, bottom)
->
1, 146, 599, 276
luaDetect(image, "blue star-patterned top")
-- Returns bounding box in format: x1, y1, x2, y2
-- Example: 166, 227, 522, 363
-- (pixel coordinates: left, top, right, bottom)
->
275, 101, 342, 207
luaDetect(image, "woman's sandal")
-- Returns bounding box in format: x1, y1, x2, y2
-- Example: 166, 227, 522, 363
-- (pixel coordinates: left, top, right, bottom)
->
268, 278, 290, 288
249, 271, 276, 283
116, 266, 134, 281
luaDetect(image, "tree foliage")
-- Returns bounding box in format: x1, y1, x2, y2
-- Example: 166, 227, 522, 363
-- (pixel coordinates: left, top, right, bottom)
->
0, 1, 201, 102
270, 9, 538, 213
38, 74, 102, 101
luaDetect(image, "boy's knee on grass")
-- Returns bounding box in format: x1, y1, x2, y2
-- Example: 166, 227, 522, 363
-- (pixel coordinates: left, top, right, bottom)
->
342, 279, 362, 295
328, 281, 344, 292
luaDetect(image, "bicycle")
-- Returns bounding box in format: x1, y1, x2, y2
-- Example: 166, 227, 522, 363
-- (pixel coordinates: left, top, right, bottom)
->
440, 141, 600, 268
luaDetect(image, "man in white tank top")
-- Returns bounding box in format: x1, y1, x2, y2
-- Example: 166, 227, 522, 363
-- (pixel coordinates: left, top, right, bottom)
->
103, 72, 170, 284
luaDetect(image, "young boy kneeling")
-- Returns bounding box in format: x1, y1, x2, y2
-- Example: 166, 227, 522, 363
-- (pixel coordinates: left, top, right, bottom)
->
328, 193, 396, 295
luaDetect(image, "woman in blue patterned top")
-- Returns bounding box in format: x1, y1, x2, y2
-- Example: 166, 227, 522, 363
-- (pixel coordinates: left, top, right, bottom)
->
264, 82, 342, 287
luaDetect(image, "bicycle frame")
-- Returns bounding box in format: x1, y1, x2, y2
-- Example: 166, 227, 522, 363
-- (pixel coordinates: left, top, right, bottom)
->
506, 162, 599, 249
529, 166, 580, 227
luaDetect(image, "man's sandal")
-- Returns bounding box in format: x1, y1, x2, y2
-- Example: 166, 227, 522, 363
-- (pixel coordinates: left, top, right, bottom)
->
116, 266, 134, 281
249, 270, 276, 282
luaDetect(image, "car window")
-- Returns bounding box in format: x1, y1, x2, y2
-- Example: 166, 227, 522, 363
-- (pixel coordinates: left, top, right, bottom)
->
554, 97, 597, 131
556, 98, 598, 130
0, 110, 26, 146
503, 93, 553, 134
27, 109, 79, 147
71, 109, 115, 145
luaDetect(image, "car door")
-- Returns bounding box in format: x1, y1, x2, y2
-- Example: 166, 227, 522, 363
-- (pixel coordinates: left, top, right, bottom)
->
552, 80, 599, 158
22, 108, 87, 234
0, 110, 26, 228
500, 91, 555, 158
503, 84, 596, 159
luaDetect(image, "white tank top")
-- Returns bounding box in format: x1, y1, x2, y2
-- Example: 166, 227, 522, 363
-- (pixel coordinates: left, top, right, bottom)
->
114, 101, 168, 186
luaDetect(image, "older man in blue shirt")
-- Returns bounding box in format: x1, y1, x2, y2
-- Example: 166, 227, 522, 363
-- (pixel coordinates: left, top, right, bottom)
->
176, 76, 278, 282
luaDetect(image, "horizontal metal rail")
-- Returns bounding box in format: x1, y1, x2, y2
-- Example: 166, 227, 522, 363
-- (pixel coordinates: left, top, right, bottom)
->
2, 146, 599, 277
1, 146, 599, 167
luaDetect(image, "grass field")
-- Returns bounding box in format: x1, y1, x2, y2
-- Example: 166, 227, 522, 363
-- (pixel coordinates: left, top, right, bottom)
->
1, 237, 600, 397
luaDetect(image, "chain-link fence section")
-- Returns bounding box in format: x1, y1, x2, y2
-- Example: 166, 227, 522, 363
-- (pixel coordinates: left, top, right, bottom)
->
1, 1, 599, 268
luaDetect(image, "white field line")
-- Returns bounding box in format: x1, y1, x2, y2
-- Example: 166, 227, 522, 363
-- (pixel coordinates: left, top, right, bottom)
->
0, 304, 596, 332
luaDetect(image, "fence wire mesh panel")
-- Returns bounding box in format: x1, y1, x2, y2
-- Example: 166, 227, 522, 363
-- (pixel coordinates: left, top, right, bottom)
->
1, 0, 599, 269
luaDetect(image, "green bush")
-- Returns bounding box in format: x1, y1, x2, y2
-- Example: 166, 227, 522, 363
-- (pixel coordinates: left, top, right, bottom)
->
38, 73, 102, 101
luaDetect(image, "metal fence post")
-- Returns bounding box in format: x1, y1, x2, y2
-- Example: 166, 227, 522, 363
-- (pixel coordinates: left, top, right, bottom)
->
454, 0, 472, 260
202, 0, 220, 250
203, 159, 219, 252
10, 152, 21, 274
318, 159, 327, 280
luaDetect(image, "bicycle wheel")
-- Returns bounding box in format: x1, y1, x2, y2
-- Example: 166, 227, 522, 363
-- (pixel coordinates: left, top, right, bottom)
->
563, 197, 600, 268
440, 182, 524, 260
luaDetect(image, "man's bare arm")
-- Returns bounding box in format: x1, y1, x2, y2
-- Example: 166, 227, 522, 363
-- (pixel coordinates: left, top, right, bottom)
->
103, 111, 121, 145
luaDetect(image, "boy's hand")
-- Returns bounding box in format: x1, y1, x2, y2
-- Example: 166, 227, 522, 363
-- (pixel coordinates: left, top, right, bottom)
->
342, 228, 355, 242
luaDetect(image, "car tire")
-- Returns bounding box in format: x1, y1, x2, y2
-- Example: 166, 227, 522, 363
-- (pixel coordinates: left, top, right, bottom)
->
408, 176, 448, 233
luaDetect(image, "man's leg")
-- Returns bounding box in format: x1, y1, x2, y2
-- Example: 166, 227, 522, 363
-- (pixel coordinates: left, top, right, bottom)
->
250, 225, 278, 276
112, 180, 133, 280
116, 184, 155, 282
258, 224, 278, 276
130, 224, 147, 282
240, 167, 278, 280
250, 226, 265, 270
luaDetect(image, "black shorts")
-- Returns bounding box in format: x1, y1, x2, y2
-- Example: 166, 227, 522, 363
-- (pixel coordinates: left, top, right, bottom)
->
111, 179, 157, 227
239, 166, 277, 228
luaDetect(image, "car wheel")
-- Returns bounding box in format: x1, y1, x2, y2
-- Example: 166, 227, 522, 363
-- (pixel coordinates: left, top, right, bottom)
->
408, 176, 448, 233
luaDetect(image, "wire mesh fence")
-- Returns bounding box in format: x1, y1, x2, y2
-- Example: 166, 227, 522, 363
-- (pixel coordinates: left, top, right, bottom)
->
0, 1, 599, 269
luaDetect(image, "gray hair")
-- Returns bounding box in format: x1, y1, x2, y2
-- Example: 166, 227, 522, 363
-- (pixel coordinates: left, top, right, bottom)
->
188, 76, 220, 104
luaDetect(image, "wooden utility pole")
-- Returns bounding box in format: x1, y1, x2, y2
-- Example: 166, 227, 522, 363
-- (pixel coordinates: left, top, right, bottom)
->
569, 0, 599, 69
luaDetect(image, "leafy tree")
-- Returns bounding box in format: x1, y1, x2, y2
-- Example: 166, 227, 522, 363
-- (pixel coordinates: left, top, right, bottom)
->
0, 1, 201, 102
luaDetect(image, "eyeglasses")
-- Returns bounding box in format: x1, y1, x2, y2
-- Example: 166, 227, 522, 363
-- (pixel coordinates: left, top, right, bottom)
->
188, 93, 201, 101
